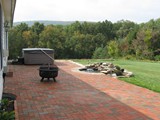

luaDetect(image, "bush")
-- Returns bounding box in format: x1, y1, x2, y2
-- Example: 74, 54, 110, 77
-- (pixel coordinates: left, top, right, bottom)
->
0, 99, 15, 120
107, 40, 119, 58
92, 47, 108, 59
154, 55, 160, 61
123, 55, 136, 60
92, 47, 103, 59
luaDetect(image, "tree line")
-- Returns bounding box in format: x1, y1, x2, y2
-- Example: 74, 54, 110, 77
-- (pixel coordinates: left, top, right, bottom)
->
9, 19, 160, 60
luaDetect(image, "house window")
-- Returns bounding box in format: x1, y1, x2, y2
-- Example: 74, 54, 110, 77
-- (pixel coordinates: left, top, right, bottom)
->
0, 4, 2, 70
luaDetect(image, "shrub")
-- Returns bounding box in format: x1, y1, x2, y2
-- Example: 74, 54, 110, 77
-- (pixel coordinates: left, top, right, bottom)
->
92, 47, 108, 59
154, 55, 160, 61
107, 40, 119, 58
92, 47, 103, 59
123, 55, 136, 60
0, 99, 15, 120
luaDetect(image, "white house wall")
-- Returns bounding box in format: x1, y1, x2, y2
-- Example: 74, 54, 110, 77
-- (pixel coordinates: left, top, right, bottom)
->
0, 72, 3, 100
0, 0, 16, 100
3, 21, 8, 74
0, 1, 4, 100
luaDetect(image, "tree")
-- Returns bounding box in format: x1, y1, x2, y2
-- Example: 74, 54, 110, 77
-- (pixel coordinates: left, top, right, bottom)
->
92, 46, 108, 59
31, 22, 44, 35
144, 29, 152, 48
16, 23, 29, 32
114, 20, 136, 39
132, 30, 152, 59
107, 40, 119, 58
8, 23, 29, 58
8, 19, 160, 59
96, 20, 114, 40
22, 30, 38, 47
65, 32, 92, 58
92, 47, 104, 59
39, 25, 65, 58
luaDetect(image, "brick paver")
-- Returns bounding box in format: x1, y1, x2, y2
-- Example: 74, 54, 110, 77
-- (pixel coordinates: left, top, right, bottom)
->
4, 60, 160, 120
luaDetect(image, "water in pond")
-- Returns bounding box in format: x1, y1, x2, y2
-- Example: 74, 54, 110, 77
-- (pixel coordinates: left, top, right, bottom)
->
79, 68, 100, 73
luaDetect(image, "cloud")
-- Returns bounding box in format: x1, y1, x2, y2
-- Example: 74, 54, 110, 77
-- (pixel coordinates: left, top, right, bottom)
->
14, 0, 160, 23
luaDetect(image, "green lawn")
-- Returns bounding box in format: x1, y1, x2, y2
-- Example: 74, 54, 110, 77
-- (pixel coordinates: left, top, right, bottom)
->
73, 59, 160, 93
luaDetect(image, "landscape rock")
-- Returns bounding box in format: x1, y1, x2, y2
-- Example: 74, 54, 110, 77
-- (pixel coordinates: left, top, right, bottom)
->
80, 62, 133, 78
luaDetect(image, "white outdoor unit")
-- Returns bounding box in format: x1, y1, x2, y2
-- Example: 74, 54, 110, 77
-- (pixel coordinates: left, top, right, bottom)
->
22, 48, 54, 65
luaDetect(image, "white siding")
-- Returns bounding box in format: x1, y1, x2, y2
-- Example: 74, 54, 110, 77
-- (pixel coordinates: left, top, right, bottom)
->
0, 72, 3, 99
0, 0, 16, 100
3, 24, 8, 73
0, 2, 3, 100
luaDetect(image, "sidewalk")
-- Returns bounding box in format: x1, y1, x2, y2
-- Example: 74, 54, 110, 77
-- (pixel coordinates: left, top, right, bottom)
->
4, 60, 160, 120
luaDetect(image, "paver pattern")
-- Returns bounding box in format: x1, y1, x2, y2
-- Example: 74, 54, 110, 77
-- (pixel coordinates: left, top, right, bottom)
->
4, 60, 160, 120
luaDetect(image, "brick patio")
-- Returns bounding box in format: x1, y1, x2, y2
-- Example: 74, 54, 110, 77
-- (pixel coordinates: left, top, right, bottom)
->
4, 60, 160, 120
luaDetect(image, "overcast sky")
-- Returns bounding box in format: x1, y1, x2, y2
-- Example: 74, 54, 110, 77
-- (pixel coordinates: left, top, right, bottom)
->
14, 0, 160, 23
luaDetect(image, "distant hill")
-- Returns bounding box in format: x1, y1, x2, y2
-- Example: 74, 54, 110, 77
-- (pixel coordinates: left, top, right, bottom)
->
13, 20, 77, 26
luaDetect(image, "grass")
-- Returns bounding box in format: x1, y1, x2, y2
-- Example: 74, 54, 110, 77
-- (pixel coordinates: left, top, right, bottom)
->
73, 59, 160, 93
